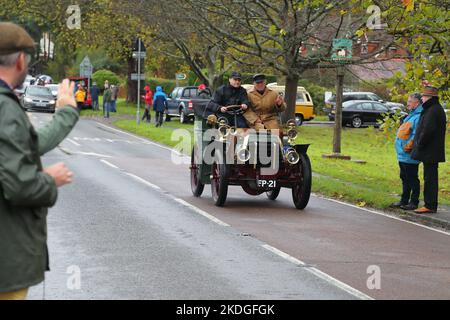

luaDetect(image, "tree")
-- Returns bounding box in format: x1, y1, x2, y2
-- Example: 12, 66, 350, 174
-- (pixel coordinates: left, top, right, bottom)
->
184, 0, 398, 122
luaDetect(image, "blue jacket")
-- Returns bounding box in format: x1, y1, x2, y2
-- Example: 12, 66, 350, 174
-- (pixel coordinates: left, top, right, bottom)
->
395, 105, 423, 164
153, 86, 167, 112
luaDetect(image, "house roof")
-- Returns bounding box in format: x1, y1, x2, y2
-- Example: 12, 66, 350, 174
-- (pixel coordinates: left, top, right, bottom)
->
348, 59, 406, 81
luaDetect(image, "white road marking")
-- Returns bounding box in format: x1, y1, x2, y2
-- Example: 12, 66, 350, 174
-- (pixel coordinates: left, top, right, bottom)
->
262, 244, 374, 300
57, 146, 112, 158
96, 122, 183, 156
171, 198, 230, 227
316, 195, 450, 236
66, 138, 81, 147
125, 173, 161, 190
100, 159, 120, 169
121, 171, 229, 227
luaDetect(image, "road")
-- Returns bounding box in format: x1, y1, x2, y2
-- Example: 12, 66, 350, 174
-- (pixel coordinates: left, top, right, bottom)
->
28, 112, 450, 300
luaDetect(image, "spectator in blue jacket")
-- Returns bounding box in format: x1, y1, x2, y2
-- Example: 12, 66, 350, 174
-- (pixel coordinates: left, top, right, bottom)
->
391, 93, 423, 210
153, 86, 167, 127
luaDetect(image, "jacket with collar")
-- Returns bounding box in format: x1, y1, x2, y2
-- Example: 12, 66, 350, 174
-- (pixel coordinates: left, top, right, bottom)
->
0, 84, 79, 292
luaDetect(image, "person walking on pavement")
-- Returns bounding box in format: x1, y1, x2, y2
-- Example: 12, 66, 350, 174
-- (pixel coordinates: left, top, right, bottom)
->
411, 86, 447, 214
153, 86, 167, 127
142, 85, 153, 123
91, 82, 100, 111
75, 84, 86, 111
110, 84, 119, 112
207, 72, 250, 128
391, 93, 423, 210
103, 83, 112, 119
0, 22, 79, 300
243, 74, 286, 130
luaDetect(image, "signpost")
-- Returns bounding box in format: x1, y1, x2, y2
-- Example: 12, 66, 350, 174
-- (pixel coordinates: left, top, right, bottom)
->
80, 55, 93, 89
175, 73, 186, 87
132, 38, 146, 125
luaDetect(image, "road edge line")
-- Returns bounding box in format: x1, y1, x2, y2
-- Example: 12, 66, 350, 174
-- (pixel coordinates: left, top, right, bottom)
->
262, 244, 374, 300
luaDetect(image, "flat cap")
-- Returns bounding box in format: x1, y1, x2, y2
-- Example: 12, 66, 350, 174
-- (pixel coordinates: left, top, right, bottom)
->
252, 74, 266, 83
230, 71, 242, 79
0, 22, 36, 55
421, 86, 439, 97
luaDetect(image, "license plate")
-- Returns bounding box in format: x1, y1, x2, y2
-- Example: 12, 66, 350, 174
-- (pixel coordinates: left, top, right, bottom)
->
36, 102, 46, 107
257, 179, 277, 188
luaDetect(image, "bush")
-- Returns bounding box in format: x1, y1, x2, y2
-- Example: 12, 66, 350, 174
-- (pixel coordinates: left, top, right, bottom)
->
92, 70, 121, 88
298, 80, 330, 115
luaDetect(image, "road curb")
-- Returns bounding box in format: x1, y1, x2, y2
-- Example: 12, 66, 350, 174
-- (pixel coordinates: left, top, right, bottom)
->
390, 209, 450, 232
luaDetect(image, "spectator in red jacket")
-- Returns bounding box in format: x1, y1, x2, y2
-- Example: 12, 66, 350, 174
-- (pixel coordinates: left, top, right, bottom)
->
142, 85, 153, 123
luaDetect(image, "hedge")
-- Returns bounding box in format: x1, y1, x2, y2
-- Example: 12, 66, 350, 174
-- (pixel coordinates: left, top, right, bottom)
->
92, 69, 121, 88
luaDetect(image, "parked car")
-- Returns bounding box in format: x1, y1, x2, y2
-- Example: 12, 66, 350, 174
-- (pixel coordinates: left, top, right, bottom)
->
328, 100, 407, 128
21, 85, 56, 113
325, 91, 404, 112
242, 83, 315, 126
166, 86, 212, 123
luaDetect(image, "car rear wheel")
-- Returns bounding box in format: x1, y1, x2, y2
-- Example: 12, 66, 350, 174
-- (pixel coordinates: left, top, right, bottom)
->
180, 109, 188, 124
190, 144, 205, 197
351, 116, 363, 128
292, 153, 312, 210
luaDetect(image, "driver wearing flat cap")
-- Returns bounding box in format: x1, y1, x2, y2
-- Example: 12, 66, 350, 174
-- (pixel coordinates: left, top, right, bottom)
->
244, 73, 286, 130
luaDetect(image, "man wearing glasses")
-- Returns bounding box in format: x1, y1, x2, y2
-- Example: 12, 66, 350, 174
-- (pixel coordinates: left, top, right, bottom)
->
0, 22, 79, 300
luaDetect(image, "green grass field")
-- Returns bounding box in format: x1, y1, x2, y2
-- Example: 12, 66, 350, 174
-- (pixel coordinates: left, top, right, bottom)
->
94, 100, 449, 210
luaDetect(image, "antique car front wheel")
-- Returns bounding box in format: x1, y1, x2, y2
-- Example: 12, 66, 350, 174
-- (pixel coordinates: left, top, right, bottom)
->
292, 153, 312, 210
211, 154, 229, 207
190, 144, 205, 197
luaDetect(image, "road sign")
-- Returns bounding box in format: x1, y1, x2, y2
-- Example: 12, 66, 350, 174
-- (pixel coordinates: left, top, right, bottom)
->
131, 73, 145, 81
331, 39, 353, 61
176, 73, 186, 80
80, 56, 93, 77
132, 51, 147, 59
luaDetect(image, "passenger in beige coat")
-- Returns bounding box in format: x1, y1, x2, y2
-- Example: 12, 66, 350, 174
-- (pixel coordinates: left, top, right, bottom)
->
244, 74, 286, 130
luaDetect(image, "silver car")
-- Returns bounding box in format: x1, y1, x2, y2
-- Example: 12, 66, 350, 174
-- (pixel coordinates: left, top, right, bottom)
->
21, 85, 56, 113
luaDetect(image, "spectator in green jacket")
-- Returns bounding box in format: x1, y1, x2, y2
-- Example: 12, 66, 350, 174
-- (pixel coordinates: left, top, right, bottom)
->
0, 22, 79, 300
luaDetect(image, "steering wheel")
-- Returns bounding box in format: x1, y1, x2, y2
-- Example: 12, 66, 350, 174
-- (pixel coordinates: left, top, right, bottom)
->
224, 105, 245, 115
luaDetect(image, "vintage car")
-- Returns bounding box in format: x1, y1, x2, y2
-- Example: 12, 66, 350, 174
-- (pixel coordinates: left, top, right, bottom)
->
190, 104, 312, 209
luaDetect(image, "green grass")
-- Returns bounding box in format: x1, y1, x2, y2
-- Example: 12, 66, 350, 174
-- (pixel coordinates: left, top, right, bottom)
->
79, 97, 139, 117
113, 119, 194, 150
112, 117, 450, 210
312, 115, 329, 122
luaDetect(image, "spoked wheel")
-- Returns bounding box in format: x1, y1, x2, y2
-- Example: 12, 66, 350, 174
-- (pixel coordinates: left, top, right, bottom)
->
190, 144, 204, 197
292, 153, 312, 210
266, 187, 281, 200
211, 153, 229, 207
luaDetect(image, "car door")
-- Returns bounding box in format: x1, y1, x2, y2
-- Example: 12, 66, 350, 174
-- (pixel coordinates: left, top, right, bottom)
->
372, 102, 390, 122
360, 102, 375, 123
167, 87, 181, 113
